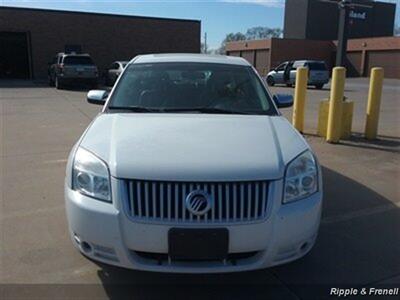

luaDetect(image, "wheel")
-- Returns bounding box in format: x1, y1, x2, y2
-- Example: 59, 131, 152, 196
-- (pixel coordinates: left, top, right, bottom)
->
55, 76, 64, 90
266, 76, 275, 86
315, 84, 324, 90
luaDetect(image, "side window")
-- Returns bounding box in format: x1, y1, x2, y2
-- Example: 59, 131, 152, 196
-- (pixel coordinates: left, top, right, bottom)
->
276, 63, 286, 72
292, 62, 305, 70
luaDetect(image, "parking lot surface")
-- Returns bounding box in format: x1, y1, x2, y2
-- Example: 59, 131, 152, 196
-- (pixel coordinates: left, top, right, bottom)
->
1, 79, 399, 299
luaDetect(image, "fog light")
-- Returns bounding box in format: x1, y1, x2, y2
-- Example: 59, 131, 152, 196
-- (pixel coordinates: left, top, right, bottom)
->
81, 241, 92, 253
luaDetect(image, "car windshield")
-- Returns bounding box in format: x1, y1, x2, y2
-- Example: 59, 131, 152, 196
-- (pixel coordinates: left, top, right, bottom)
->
307, 62, 327, 71
63, 56, 94, 65
108, 62, 276, 115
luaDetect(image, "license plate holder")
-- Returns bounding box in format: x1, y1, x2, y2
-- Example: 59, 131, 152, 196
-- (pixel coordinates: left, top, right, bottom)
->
168, 228, 228, 261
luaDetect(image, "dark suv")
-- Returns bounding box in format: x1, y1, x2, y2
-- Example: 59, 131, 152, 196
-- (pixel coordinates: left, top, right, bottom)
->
48, 53, 98, 89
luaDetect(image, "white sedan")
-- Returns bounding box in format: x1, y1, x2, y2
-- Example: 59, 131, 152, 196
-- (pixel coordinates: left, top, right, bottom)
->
65, 53, 323, 273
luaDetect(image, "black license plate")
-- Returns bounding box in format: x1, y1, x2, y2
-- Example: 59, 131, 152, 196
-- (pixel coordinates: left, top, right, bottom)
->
168, 228, 229, 261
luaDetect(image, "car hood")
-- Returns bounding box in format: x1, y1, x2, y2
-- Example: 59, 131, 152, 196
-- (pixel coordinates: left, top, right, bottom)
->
79, 113, 309, 181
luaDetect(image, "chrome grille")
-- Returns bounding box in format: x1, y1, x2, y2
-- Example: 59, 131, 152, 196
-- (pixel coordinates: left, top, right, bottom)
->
125, 180, 269, 224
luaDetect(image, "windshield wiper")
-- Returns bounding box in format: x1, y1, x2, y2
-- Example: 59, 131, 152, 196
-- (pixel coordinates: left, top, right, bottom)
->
108, 106, 265, 115
162, 107, 250, 115
107, 106, 161, 113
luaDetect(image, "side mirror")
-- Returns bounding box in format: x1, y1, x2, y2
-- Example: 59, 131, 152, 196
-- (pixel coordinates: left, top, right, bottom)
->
87, 90, 108, 105
273, 94, 293, 108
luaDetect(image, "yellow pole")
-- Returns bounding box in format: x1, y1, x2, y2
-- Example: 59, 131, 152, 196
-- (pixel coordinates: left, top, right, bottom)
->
365, 67, 384, 140
326, 67, 346, 143
292, 67, 308, 132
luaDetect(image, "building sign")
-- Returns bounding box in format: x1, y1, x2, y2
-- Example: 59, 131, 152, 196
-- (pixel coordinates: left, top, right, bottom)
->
349, 10, 367, 20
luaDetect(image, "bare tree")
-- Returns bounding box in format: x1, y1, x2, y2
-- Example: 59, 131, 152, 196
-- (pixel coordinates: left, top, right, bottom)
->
245, 27, 283, 40
218, 32, 247, 54
218, 27, 283, 54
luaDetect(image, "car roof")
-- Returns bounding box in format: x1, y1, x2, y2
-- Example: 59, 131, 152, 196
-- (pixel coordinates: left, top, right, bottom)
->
130, 53, 251, 66
293, 60, 325, 64
58, 52, 90, 56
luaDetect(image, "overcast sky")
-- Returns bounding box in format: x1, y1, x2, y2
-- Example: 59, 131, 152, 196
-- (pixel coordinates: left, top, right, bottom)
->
1, 0, 399, 49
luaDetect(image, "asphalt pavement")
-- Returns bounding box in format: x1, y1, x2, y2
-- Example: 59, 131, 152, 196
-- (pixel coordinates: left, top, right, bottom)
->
0, 79, 399, 299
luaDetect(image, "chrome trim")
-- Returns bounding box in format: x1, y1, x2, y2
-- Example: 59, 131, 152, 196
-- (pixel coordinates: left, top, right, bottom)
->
123, 179, 270, 224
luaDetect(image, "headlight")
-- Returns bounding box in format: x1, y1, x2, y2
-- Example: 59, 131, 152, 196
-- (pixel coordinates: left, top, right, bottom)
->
72, 147, 111, 202
283, 150, 318, 204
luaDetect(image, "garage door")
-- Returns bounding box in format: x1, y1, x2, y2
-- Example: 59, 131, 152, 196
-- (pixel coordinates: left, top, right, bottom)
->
241, 50, 255, 65
346, 51, 362, 77
366, 50, 400, 79
0, 32, 30, 79
255, 49, 270, 76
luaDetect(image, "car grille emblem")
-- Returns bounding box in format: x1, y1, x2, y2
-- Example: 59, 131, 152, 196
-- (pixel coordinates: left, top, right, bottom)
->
185, 190, 212, 216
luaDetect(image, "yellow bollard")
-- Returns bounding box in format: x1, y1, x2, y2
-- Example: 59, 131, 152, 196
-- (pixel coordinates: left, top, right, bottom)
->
365, 67, 384, 140
326, 67, 346, 143
292, 67, 308, 132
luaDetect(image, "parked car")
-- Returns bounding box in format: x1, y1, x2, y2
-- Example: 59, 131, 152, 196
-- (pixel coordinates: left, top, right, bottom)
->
65, 54, 323, 273
48, 53, 98, 89
266, 60, 329, 89
105, 61, 128, 86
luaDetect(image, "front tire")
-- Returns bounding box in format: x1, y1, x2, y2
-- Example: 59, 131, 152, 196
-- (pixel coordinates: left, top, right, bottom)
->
266, 76, 275, 86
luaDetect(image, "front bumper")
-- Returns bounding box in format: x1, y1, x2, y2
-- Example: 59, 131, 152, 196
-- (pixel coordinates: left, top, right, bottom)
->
65, 178, 322, 273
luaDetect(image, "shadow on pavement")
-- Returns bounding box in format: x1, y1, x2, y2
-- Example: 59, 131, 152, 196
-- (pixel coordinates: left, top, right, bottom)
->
0, 79, 48, 88
0, 79, 110, 91
93, 167, 399, 300
338, 134, 400, 153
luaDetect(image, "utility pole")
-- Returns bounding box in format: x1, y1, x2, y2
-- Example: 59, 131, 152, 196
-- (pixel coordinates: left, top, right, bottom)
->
335, 0, 350, 67
320, 0, 372, 67
204, 32, 208, 54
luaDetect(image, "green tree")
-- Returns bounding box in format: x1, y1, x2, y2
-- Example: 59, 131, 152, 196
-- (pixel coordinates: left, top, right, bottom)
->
218, 32, 247, 54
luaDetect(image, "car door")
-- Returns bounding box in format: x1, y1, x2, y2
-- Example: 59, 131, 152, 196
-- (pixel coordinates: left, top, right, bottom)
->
52, 56, 62, 80
273, 62, 287, 84
55, 55, 63, 77
289, 61, 301, 84
49, 56, 57, 79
